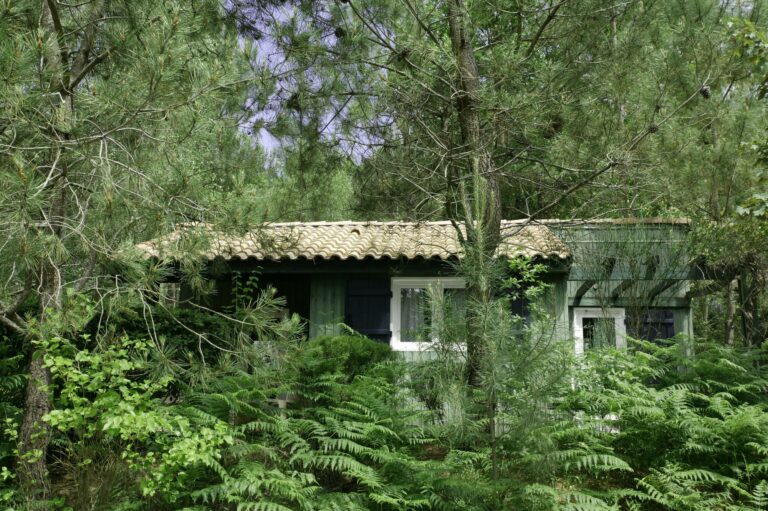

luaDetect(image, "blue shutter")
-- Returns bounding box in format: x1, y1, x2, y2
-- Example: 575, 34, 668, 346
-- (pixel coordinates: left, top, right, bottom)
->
345, 277, 391, 342
631, 309, 676, 340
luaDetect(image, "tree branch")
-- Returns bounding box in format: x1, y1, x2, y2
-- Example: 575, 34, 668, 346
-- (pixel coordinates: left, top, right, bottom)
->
526, 0, 568, 58
69, 47, 112, 90
44, 0, 71, 79
0, 312, 25, 335
403, 0, 445, 50
68, 0, 105, 91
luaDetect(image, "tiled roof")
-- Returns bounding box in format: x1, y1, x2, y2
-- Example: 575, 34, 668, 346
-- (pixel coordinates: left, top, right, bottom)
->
136, 220, 571, 262
540, 217, 691, 226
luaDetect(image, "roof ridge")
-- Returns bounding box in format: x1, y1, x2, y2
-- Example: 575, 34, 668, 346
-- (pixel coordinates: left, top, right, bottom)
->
265, 218, 691, 227
535, 217, 691, 225
267, 220, 454, 227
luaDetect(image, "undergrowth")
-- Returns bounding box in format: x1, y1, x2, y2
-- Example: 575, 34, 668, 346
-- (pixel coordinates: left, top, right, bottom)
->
3, 313, 768, 511
512, 339, 768, 510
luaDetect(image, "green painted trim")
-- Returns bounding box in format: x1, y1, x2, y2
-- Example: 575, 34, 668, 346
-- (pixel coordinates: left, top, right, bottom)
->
570, 297, 690, 308
555, 278, 569, 338
227, 258, 456, 276
568, 269, 700, 281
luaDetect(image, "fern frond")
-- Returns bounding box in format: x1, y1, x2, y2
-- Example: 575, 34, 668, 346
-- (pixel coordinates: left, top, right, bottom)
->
568, 454, 633, 474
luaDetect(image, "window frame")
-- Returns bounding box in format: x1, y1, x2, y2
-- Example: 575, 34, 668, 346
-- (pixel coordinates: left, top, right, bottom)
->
572, 307, 627, 355
390, 277, 466, 352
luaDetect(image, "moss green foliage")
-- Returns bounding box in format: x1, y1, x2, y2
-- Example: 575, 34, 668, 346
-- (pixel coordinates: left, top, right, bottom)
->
0, 339, 24, 505
513, 340, 768, 510
295, 335, 395, 383
1, 299, 768, 511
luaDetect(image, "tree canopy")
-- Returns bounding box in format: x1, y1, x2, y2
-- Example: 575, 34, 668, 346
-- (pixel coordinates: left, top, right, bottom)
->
1, 0, 768, 508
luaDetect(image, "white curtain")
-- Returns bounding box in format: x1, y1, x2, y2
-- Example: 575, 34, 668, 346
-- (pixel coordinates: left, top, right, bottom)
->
400, 288, 427, 342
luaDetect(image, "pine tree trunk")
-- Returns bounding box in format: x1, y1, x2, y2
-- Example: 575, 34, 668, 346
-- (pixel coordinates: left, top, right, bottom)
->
16, 3, 67, 500
17, 1, 102, 499
725, 278, 737, 346
446, 0, 501, 387
18, 259, 63, 499
18, 180, 66, 500
445, 0, 502, 478
18, 352, 53, 501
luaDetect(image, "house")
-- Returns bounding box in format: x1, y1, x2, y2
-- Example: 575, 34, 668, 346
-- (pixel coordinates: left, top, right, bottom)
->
138, 218, 697, 357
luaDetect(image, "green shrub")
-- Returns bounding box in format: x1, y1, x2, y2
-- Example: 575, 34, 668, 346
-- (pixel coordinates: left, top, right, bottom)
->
173, 358, 470, 511
0, 336, 25, 505
296, 334, 395, 382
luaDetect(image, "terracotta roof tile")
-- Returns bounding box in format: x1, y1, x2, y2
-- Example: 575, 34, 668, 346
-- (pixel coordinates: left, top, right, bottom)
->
136, 220, 571, 261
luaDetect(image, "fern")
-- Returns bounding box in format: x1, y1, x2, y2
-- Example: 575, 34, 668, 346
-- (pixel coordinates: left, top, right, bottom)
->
569, 454, 633, 473
165, 348, 472, 511
561, 490, 614, 511
551, 340, 768, 511
752, 480, 768, 508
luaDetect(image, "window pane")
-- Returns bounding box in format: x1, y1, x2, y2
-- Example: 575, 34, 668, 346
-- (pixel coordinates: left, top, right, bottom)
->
583, 317, 616, 349
401, 288, 429, 342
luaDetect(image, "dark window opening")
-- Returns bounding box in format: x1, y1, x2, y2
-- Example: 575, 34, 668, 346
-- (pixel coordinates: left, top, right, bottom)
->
509, 295, 531, 322
257, 275, 311, 326
583, 317, 617, 349
627, 309, 675, 341
227, 274, 311, 336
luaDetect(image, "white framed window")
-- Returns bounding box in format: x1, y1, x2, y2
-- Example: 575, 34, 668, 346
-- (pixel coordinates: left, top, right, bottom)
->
390, 277, 466, 352
573, 307, 627, 355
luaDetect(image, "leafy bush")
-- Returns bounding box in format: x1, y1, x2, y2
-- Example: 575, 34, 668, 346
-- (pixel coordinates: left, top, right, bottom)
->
295, 334, 395, 382
37, 335, 231, 509
0, 337, 25, 506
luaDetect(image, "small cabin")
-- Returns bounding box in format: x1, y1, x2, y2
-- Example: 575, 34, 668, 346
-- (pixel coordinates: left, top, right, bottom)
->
138, 219, 697, 357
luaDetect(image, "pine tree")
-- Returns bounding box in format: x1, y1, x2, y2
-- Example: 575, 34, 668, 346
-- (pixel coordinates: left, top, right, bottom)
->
0, 0, 269, 501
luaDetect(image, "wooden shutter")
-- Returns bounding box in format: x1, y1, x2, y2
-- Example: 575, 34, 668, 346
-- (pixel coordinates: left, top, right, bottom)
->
345, 277, 391, 342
